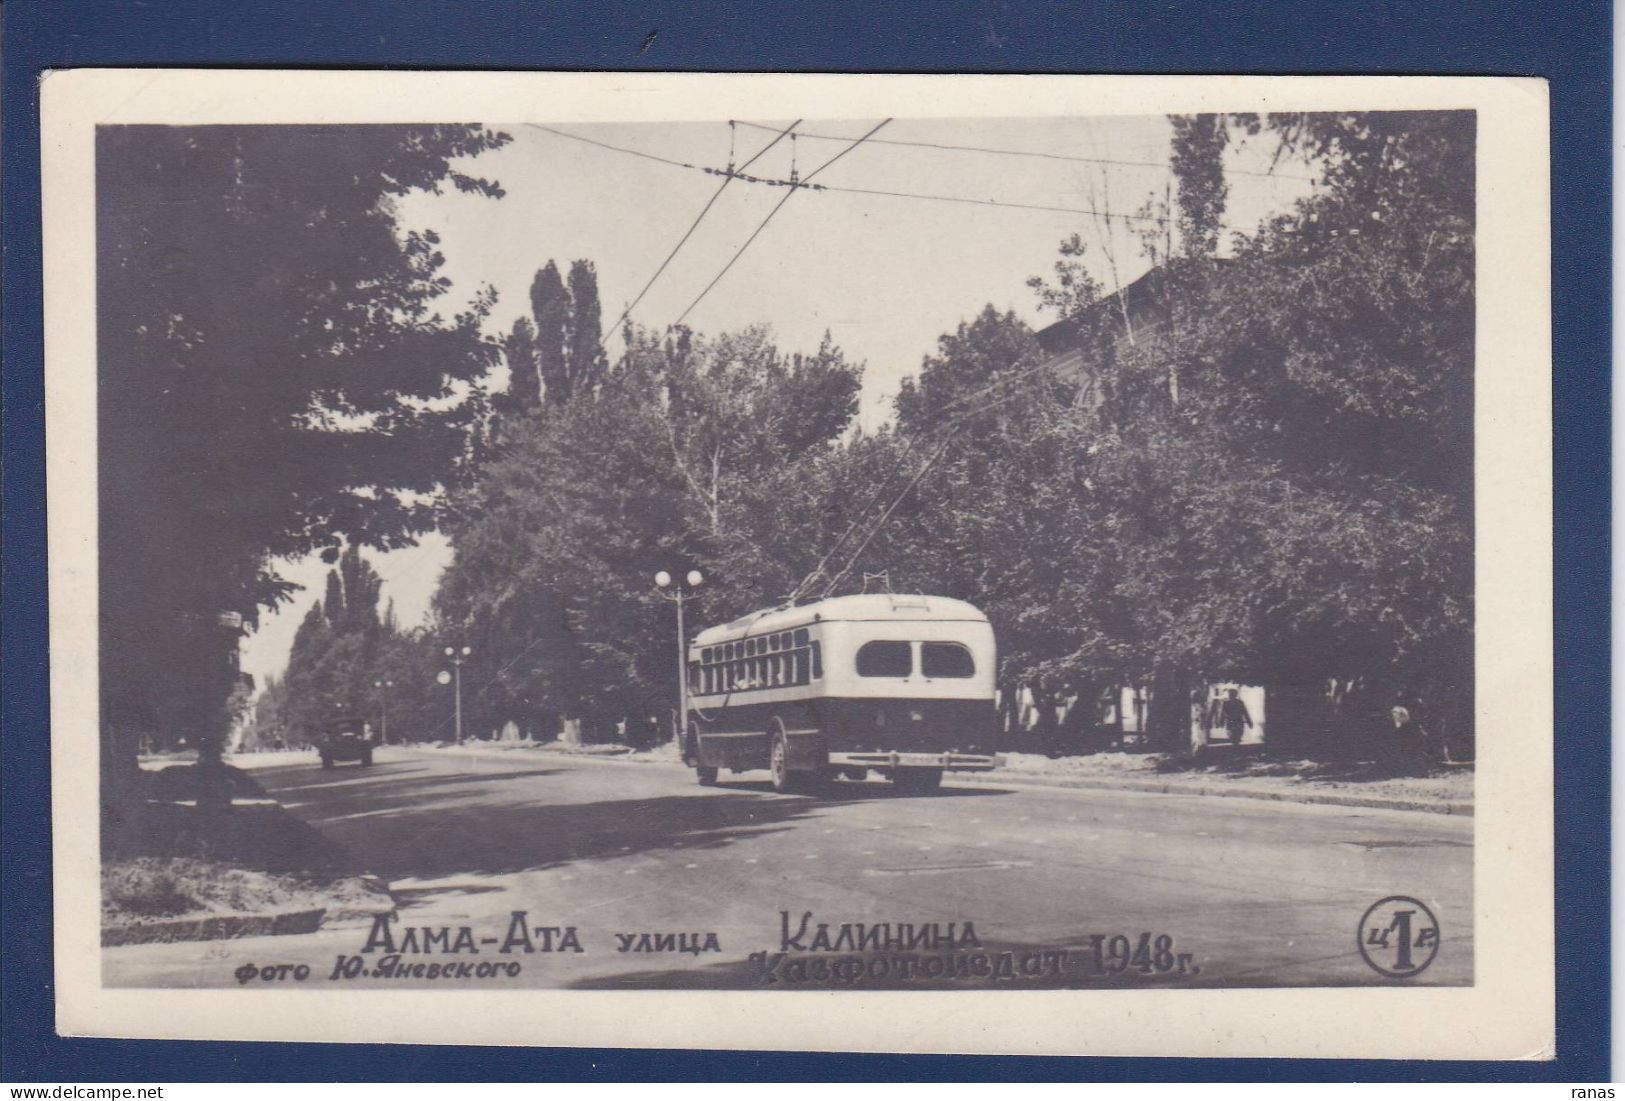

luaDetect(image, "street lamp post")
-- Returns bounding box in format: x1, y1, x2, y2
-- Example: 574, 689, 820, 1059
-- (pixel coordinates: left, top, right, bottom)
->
441, 646, 471, 744
654, 569, 704, 746
373, 678, 393, 745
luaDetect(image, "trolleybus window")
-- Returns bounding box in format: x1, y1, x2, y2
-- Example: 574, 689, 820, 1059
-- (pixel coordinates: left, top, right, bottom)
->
921, 641, 976, 678
696, 628, 825, 693
856, 640, 913, 677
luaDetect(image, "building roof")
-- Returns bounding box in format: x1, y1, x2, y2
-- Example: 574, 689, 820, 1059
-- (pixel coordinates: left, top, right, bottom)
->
1033, 266, 1168, 357
692, 593, 988, 646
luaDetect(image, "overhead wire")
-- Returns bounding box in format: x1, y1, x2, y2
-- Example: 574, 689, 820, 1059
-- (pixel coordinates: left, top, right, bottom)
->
528, 117, 1191, 229
731, 118, 1320, 182
816, 435, 955, 600
524, 123, 701, 171
590, 119, 804, 344
791, 348, 1070, 603
670, 118, 892, 328
521, 117, 1209, 600
813, 368, 1064, 600
785, 180, 1174, 226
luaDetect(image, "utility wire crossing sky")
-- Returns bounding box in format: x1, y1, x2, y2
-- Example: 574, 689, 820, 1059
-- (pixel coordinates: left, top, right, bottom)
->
241, 114, 1320, 687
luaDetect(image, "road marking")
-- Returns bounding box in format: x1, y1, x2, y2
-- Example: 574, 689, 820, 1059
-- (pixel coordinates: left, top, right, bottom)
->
860, 850, 876, 855
1086, 834, 1101, 842
622, 869, 638, 875
823, 829, 835, 834
1142, 832, 1158, 839
804, 854, 819, 860
560, 875, 574, 881
745, 858, 759, 864
1066, 815, 1078, 822
685, 863, 698, 869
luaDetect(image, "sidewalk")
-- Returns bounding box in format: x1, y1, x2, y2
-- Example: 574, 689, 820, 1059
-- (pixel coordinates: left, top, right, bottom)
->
964, 751, 1473, 816
380, 740, 1472, 816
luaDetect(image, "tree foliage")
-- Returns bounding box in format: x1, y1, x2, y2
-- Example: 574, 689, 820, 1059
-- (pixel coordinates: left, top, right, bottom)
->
433, 321, 862, 738
421, 110, 1472, 755
498, 258, 611, 421
1006, 109, 1475, 744
97, 124, 509, 773
254, 551, 449, 748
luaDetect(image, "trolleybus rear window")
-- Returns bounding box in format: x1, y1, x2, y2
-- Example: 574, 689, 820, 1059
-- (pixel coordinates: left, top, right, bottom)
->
856, 640, 913, 677
921, 641, 976, 678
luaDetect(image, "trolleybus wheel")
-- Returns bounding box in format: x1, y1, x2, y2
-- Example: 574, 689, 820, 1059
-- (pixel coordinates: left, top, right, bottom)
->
695, 766, 719, 786
769, 730, 796, 794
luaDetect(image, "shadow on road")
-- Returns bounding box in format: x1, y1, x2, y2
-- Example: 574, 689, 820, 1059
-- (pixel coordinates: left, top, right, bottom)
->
259, 759, 1012, 882
716, 779, 1014, 801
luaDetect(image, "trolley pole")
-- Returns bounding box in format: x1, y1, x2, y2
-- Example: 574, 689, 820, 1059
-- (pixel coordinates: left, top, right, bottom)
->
655, 570, 704, 745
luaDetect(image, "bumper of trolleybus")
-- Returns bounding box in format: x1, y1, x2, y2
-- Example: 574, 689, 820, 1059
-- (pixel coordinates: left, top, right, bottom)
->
827, 751, 1005, 773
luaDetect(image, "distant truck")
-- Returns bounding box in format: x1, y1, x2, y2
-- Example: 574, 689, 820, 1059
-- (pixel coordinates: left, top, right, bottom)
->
319, 715, 375, 768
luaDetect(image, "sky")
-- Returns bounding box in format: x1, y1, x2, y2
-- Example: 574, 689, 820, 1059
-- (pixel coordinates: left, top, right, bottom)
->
239, 114, 1318, 687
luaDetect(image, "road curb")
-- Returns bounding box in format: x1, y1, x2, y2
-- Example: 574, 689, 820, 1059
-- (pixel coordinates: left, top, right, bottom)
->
954, 770, 1473, 816
103, 907, 327, 947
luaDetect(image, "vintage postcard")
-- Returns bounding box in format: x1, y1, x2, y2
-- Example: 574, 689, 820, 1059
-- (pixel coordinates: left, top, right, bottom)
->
44, 70, 1552, 1059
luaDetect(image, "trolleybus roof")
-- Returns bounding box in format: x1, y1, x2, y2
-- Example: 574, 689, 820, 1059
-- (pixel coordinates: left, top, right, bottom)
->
692, 594, 988, 647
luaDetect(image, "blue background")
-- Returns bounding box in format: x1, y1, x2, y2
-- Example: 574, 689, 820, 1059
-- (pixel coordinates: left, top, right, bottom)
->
1, 0, 1609, 1082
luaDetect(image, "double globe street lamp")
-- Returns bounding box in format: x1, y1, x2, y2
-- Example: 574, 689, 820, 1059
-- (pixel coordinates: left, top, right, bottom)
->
438, 645, 472, 744
654, 570, 703, 745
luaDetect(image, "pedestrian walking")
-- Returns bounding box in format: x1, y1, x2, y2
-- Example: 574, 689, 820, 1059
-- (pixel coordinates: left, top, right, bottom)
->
1214, 689, 1253, 745
1389, 688, 1430, 772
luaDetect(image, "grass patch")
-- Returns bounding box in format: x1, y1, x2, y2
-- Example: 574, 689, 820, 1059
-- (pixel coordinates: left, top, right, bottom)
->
102, 856, 391, 930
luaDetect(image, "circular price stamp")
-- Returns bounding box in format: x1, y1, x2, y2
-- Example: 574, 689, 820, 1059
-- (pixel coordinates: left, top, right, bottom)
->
1357, 895, 1441, 978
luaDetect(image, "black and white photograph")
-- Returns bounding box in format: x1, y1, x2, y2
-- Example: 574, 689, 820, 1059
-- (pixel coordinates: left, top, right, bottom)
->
42, 71, 1553, 1058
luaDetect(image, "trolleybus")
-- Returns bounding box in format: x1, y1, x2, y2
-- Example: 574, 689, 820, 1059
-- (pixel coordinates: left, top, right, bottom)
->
680, 594, 1003, 793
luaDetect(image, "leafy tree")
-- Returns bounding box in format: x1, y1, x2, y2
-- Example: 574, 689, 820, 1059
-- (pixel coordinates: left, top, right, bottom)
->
256, 545, 442, 747
834, 110, 1475, 756
565, 259, 608, 398
495, 259, 609, 426
337, 544, 384, 635
1169, 114, 1230, 260
530, 261, 571, 406
501, 315, 542, 413
434, 322, 862, 740
97, 123, 509, 795
893, 305, 1046, 438
1011, 110, 1475, 751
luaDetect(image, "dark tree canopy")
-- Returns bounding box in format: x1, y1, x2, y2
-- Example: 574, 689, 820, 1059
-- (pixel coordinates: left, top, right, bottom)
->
97, 123, 509, 768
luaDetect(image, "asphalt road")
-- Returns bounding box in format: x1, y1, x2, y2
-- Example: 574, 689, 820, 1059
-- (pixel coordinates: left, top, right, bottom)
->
105, 746, 1472, 990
